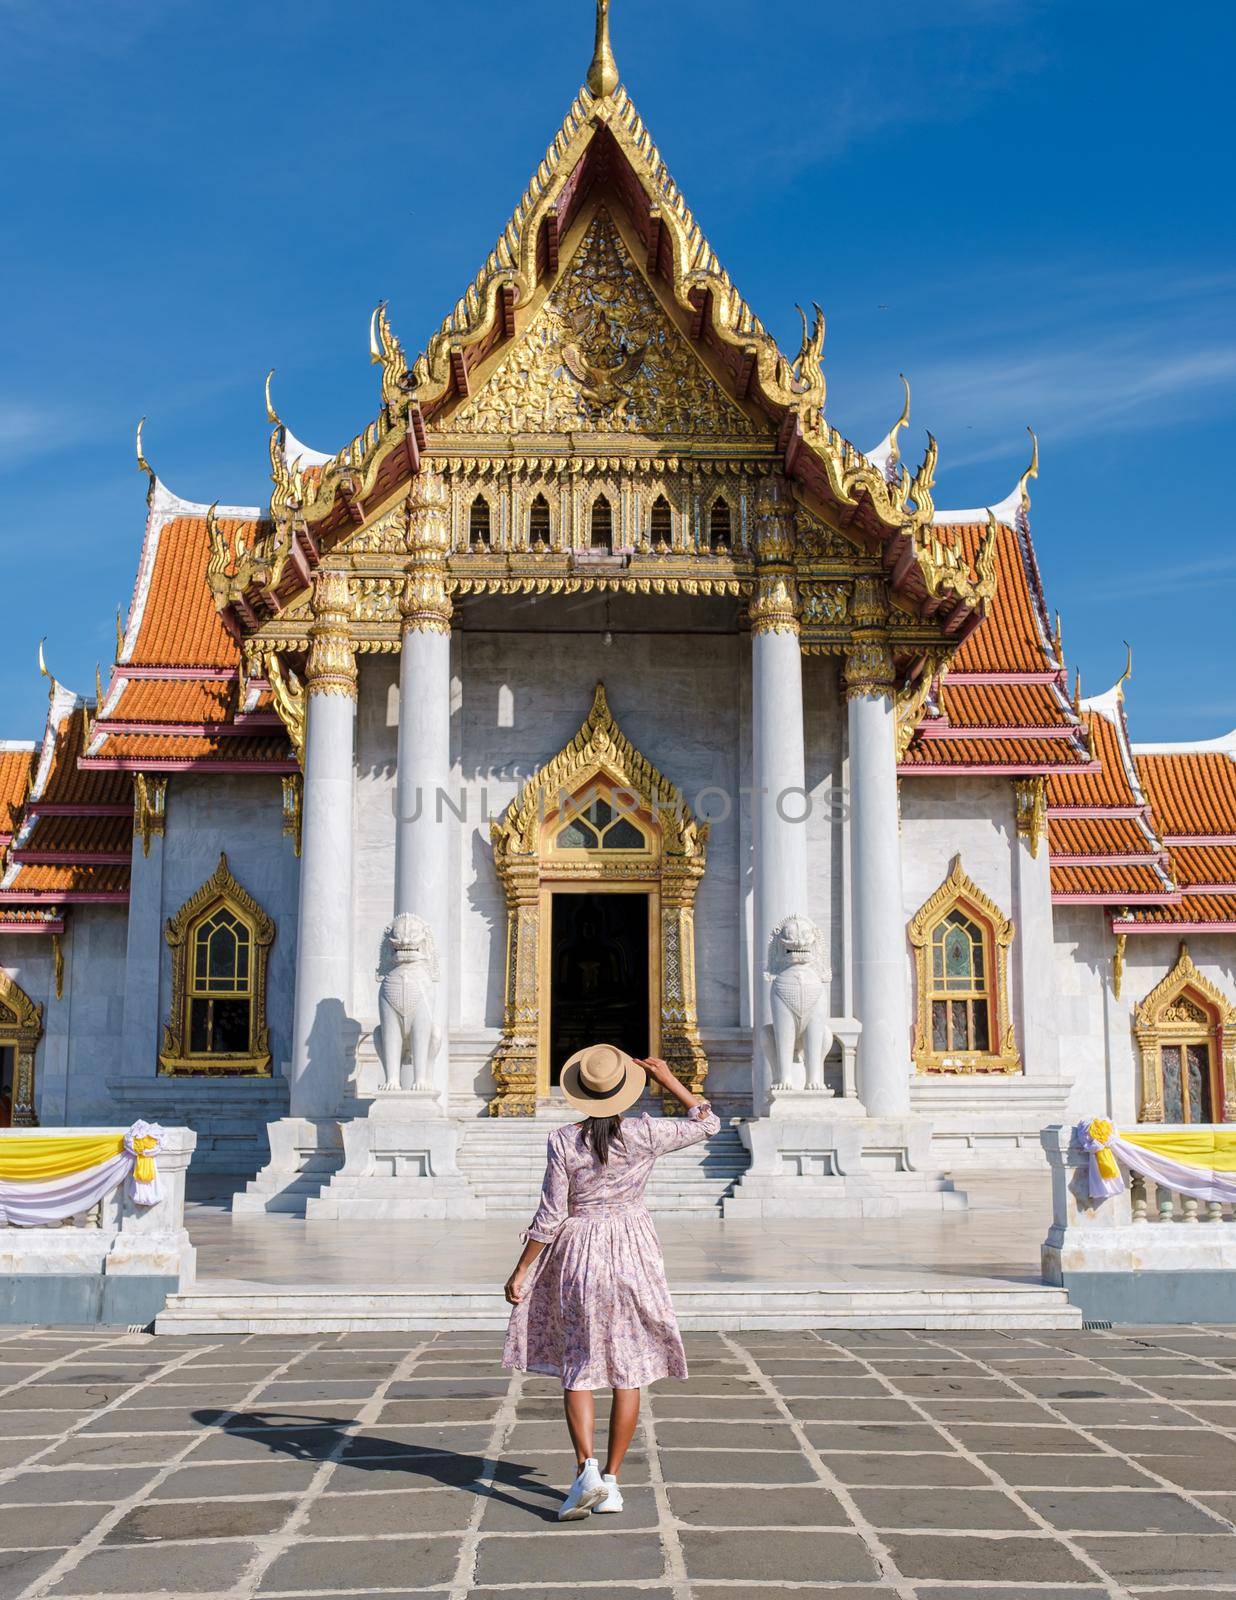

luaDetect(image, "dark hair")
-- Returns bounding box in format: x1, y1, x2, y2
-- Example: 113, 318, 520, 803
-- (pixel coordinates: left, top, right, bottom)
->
583, 1114, 625, 1165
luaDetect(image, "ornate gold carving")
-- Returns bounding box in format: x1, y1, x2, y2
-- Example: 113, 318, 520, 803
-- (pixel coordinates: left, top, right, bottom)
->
52, 933, 64, 1001
894, 652, 948, 760
282, 774, 303, 857
0, 969, 42, 1126
908, 854, 1021, 1075
403, 472, 453, 634
160, 853, 275, 1076
1133, 942, 1236, 1123
850, 575, 890, 630
266, 655, 306, 766
843, 574, 895, 698
451, 213, 763, 440
370, 300, 412, 418
1014, 777, 1048, 859
305, 570, 357, 697
1112, 926, 1127, 1000
132, 774, 167, 858
749, 574, 799, 636
587, 0, 619, 98
489, 683, 708, 1115
799, 582, 849, 628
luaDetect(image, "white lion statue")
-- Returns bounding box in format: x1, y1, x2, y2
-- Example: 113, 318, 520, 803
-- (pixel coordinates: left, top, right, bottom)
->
376, 913, 442, 1091
763, 913, 833, 1092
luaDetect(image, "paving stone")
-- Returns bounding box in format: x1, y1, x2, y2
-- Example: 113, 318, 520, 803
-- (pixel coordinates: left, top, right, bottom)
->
385, 1377, 510, 1398
305, 1488, 475, 1534
1079, 1534, 1236, 1584
679, 1527, 879, 1582
654, 1420, 800, 1450
184, 1425, 342, 1463
668, 1483, 847, 1527
105, 1496, 297, 1543
650, 1394, 783, 1419
47, 1538, 259, 1594
77, 1407, 205, 1434
922, 1590, 1109, 1599
691, 1589, 897, 1600
258, 1534, 462, 1592
376, 1398, 499, 1424
480, 1479, 659, 1529
341, 1425, 492, 1457
0, 1546, 69, 1592
468, 1591, 673, 1600
0, 1502, 112, 1548
807, 1421, 951, 1453
0, 1385, 129, 1410
659, 1447, 816, 1483
885, 1532, 1096, 1582
826, 1451, 990, 1487
0, 1465, 159, 1505
0, 1439, 46, 1469
948, 1424, 1102, 1454
1052, 1400, 1200, 1427
493, 1451, 651, 1487
853, 1486, 1037, 1531
774, 1376, 890, 1397
913, 1399, 1056, 1425
782, 1397, 924, 1424
979, 1451, 1153, 1488
473, 1530, 664, 1583
151, 1461, 320, 1500
323, 1456, 487, 1493
0, 1410, 90, 1435
1024, 1487, 1229, 1534
40, 1431, 191, 1468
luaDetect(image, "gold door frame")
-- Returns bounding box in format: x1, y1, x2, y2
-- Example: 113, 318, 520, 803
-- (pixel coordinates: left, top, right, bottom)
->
538, 881, 662, 1099
489, 682, 708, 1116
0, 969, 42, 1127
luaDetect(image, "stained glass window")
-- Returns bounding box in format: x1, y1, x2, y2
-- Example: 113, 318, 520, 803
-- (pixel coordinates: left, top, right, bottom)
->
928, 910, 992, 1059
188, 907, 253, 1056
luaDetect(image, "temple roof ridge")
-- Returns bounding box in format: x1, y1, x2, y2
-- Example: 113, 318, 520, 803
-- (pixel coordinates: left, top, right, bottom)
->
934, 429, 1038, 528
1133, 728, 1236, 757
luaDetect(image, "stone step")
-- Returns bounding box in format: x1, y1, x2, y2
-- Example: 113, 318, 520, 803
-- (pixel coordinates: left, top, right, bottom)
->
156, 1281, 1082, 1334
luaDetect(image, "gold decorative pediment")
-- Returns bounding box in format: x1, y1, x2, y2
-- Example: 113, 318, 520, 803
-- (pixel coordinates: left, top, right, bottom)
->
491, 681, 708, 865
1133, 941, 1236, 1121
450, 213, 764, 442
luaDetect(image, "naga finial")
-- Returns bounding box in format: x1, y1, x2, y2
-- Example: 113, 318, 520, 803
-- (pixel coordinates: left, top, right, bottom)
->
265, 368, 281, 427
1018, 425, 1039, 514
135, 416, 156, 503
1116, 640, 1133, 699
588, 0, 619, 98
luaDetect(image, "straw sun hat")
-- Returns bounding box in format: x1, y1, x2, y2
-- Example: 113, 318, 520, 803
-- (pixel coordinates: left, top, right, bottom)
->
559, 1043, 648, 1116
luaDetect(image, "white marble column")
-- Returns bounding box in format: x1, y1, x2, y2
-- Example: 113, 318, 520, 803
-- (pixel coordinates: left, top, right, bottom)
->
289, 569, 356, 1118
749, 483, 807, 1113
393, 471, 453, 1098
845, 584, 912, 1118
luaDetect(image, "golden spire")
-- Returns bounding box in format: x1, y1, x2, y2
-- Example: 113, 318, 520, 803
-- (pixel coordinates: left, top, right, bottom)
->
588, 0, 619, 98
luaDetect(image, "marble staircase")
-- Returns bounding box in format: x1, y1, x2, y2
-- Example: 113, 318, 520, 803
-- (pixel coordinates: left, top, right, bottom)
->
456, 1117, 750, 1215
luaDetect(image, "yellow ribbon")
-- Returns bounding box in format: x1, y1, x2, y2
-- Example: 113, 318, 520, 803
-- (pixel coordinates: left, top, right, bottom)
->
1122, 1127, 1236, 1174
1087, 1118, 1121, 1181
0, 1134, 125, 1183
131, 1135, 159, 1186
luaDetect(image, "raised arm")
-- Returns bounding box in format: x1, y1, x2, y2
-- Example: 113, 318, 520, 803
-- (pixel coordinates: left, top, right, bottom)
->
641, 1056, 722, 1153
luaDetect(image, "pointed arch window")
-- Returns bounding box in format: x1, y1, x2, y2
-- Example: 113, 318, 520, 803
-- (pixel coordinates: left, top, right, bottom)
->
908, 855, 1019, 1074
709, 498, 732, 552
161, 854, 274, 1076
650, 495, 673, 551
529, 493, 551, 549
469, 495, 491, 547
0, 972, 42, 1127
590, 495, 613, 552
1134, 943, 1236, 1123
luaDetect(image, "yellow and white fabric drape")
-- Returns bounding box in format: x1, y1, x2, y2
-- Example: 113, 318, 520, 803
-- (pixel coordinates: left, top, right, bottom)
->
1077, 1118, 1236, 1205
0, 1121, 166, 1227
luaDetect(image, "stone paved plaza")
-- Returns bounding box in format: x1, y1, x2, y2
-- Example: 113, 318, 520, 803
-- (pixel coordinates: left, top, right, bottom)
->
2, 1328, 1236, 1597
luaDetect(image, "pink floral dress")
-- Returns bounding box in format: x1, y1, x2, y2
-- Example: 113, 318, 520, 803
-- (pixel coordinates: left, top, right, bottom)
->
503, 1103, 721, 1391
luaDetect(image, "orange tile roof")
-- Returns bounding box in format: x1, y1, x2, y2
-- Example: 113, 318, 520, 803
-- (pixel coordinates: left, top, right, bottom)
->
1049, 710, 1138, 811
14, 814, 131, 858
0, 863, 129, 896
1121, 894, 1236, 927
1050, 863, 1175, 899
1049, 815, 1158, 859
82, 733, 293, 766
939, 680, 1073, 731
1169, 844, 1236, 886
901, 736, 1087, 770
35, 709, 131, 808
948, 521, 1054, 675
1136, 752, 1236, 839
0, 748, 34, 837
123, 514, 251, 671
99, 678, 238, 726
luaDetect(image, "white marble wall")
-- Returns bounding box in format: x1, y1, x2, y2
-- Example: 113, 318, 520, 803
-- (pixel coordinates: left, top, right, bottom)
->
1055, 909, 1236, 1125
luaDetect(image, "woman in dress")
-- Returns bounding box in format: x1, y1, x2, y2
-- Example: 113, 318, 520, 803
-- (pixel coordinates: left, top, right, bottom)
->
503, 1044, 720, 1519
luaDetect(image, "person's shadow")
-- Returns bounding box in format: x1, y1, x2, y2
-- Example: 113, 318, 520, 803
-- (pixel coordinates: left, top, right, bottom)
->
191, 1409, 569, 1522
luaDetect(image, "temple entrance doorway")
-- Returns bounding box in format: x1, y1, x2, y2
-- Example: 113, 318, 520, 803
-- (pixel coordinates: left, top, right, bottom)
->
548, 890, 651, 1087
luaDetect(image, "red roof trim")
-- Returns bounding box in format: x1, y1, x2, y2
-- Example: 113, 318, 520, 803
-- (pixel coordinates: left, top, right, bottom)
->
95, 719, 281, 738
0, 919, 64, 935
1112, 917, 1236, 934
25, 804, 133, 819
1050, 852, 1169, 868
902, 761, 1102, 777
1164, 833, 1236, 847
944, 671, 1065, 686
1053, 891, 1184, 905
12, 851, 131, 867
77, 757, 299, 774
1048, 805, 1150, 821
918, 724, 1084, 742
0, 891, 130, 905
118, 666, 238, 682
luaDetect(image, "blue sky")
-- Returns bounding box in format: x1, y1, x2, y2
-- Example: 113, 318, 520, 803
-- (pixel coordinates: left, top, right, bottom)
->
2, 0, 1233, 739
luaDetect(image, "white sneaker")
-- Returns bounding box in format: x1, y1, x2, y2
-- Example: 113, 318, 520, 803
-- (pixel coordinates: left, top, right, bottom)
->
557, 1457, 605, 1520
592, 1473, 623, 1513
